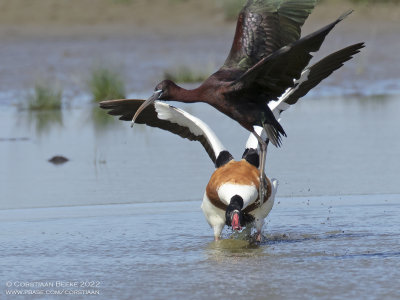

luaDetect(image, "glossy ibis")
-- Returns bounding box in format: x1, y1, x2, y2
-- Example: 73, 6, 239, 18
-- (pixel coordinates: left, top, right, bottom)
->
131, 0, 364, 200
100, 42, 363, 240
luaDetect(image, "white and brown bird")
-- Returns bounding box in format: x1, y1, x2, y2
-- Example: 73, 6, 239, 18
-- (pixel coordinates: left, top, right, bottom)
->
100, 44, 363, 240
201, 125, 277, 241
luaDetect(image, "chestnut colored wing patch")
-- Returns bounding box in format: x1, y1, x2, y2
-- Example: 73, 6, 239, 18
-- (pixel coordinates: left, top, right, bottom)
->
206, 160, 271, 212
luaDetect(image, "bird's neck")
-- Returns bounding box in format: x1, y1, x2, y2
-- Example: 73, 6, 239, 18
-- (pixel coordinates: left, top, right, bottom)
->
168, 84, 206, 103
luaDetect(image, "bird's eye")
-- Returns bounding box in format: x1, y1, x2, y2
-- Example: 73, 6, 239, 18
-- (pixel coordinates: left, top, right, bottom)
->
154, 89, 163, 98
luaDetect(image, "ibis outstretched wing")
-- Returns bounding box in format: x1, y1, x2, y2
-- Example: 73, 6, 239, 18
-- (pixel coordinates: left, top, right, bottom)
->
243, 42, 364, 156
230, 10, 354, 100
268, 42, 365, 119
223, 0, 317, 70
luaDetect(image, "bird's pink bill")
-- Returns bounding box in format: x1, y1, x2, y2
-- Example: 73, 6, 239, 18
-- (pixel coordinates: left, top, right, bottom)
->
232, 212, 242, 231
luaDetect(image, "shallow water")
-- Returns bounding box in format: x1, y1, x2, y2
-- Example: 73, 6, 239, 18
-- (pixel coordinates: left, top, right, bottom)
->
1, 95, 400, 299
1, 195, 399, 299
1, 95, 400, 209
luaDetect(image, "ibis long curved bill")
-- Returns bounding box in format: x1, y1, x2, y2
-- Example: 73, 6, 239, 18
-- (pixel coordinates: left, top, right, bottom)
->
130, 90, 162, 127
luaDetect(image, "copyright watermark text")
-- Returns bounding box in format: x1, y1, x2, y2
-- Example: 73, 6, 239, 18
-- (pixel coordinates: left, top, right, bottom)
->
4, 280, 101, 296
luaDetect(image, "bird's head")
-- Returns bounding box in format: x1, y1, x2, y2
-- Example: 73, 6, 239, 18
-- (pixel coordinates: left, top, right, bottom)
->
225, 195, 244, 231
131, 80, 177, 127
154, 79, 177, 99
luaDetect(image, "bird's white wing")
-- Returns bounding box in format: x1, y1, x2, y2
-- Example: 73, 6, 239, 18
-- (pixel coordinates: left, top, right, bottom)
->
268, 42, 364, 121
245, 42, 364, 151
245, 126, 265, 150
100, 99, 227, 166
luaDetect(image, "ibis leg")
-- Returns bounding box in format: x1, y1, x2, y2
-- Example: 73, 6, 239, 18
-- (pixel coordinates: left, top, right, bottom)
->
252, 130, 269, 201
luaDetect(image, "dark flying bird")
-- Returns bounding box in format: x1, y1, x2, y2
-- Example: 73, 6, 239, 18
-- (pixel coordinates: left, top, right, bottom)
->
100, 44, 363, 240
133, 0, 364, 199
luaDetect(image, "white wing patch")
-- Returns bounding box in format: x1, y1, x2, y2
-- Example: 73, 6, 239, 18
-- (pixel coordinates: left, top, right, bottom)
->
217, 183, 258, 209
245, 126, 264, 150
154, 101, 226, 158
247, 69, 311, 145
269, 68, 310, 121
245, 69, 311, 148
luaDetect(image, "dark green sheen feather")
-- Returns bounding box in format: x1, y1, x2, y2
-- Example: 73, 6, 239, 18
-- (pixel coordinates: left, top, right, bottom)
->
223, 0, 316, 70
229, 10, 354, 100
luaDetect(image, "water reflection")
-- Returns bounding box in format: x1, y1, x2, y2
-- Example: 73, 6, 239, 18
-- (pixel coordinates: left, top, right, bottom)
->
205, 233, 264, 262
204, 230, 378, 263
24, 109, 63, 136
353, 93, 392, 106
4, 94, 400, 210
90, 102, 152, 137
263, 231, 372, 245
90, 104, 117, 130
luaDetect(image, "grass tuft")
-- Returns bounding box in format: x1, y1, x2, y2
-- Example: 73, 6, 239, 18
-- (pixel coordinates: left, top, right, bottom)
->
163, 65, 210, 83
88, 66, 126, 102
26, 83, 62, 110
